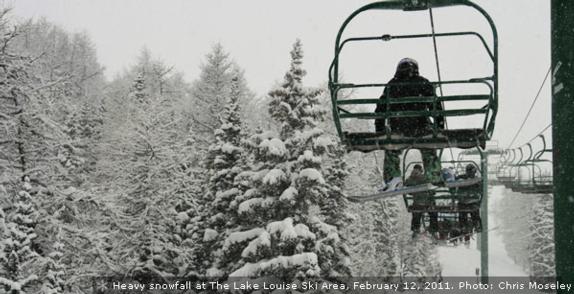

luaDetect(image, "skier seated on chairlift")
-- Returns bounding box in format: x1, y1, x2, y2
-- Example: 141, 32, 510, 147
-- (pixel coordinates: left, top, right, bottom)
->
441, 166, 456, 183
375, 58, 445, 192
406, 164, 439, 236
436, 218, 469, 246
456, 164, 482, 234
434, 218, 455, 242
437, 218, 451, 241
435, 218, 466, 246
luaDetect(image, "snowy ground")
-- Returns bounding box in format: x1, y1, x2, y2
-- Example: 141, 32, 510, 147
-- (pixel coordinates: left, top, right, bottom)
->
437, 185, 527, 277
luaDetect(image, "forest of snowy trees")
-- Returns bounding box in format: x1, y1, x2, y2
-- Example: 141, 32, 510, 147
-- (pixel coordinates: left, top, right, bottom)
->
494, 188, 555, 282
0, 9, 555, 294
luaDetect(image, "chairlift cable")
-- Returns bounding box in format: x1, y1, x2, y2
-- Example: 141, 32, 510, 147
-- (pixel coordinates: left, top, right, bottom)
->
519, 123, 552, 148
507, 67, 552, 149
429, 7, 444, 97
429, 6, 455, 162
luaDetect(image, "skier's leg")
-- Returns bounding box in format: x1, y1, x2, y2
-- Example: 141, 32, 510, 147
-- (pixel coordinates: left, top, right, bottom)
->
411, 212, 422, 232
421, 148, 441, 183
459, 204, 470, 232
428, 211, 439, 233
471, 208, 482, 232
383, 150, 402, 182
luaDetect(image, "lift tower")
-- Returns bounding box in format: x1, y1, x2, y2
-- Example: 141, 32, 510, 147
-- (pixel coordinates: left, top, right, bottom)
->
551, 0, 574, 292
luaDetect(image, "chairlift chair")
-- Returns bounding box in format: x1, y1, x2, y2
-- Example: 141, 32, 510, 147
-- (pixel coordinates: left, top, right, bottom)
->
510, 144, 536, 193
401, 149, 483, 214
498, 149, 520, 188
328, 0, 498, 152
516, 135, 553, 194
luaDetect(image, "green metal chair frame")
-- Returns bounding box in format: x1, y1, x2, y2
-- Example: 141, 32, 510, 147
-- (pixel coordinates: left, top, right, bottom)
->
510, 145, 536, 193
401, 149, 483, 213
495, 149, 512, 182
498, 149, 519, 187
514, 135, 553, 194
328, 0, 498, 152
460, 140, 503, 168
495, 135, 553, 194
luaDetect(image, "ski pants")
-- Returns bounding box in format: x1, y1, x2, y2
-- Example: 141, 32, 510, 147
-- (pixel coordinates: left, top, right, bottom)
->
383, 149, 442, 183
411, 210, 438, 233
459, 204, 482, 233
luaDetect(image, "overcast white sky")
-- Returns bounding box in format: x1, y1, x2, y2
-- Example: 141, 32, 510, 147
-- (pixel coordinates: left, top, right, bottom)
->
8, 0, 552, 150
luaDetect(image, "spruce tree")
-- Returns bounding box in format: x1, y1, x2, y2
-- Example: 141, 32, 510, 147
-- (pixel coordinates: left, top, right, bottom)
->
191, 76, 252, 277
39, 228, 66, 294
189, 44, 254, 144
0, 186, 40, 293
220, 39, 350, 282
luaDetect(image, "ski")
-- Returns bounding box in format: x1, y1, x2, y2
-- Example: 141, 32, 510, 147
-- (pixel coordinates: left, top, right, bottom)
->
347, 178, 482, 203
444, 178, 481, 188
347, 183, 437, 202
441, 225, 500, 244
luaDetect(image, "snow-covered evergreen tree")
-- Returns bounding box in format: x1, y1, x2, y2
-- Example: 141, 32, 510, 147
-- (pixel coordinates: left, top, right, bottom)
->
205, 76, 247, 215
0, 13, 95, 292
13, 18, 106, 182
96, 62, 201, 279
0, 186, 41, 293
220, 39, 350, 282
401, 234, 441, 281
317, 145, 353, 278
13, 18, 106, 102
39, 227, 66, 294
493, 185, 556, 280
528, 193, 555, 282
347, 199, 402, 277
188, 44, 255, 143
495, 189, 535, 270
190, 76, 253, 277
345, 154, 402, 277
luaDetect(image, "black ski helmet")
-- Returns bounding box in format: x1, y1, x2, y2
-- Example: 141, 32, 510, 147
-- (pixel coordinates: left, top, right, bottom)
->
466, 164, 477, 176
395, 57, 419, 78
411, 164, 424, 176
